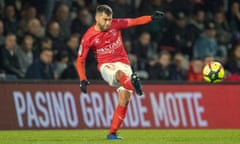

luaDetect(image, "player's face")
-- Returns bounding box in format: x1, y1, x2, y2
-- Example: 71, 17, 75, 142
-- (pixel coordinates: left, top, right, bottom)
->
96, 12, 112, 31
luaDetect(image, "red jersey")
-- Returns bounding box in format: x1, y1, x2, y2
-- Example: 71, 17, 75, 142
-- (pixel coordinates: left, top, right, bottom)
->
77, 16, 152, 80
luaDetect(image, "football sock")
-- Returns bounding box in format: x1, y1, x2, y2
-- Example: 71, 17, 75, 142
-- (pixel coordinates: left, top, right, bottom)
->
119, 75, 134, 91
109, 105, 127, 134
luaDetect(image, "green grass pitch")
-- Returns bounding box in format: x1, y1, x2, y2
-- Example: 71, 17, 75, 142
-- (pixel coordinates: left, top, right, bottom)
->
0, 130, 240, 144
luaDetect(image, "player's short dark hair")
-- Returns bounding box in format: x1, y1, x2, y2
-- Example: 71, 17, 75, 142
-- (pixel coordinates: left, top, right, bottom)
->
96, 5, 112, 16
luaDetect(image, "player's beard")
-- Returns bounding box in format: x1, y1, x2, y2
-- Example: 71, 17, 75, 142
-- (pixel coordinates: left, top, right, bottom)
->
98, 23, 110, 31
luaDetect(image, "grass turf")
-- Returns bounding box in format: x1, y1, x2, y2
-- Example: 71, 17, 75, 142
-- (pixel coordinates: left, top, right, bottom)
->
0, 130, 239, 144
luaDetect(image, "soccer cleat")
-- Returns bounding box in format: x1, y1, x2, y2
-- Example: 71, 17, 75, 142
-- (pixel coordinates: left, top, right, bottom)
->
131, 73, 143, 96
107, 133, 123, 140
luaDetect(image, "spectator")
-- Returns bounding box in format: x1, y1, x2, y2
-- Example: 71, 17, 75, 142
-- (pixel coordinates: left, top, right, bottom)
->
54, 50, 69, 79
203, 55, 215, 65
227, 1, 240, 32
52, 3, 71, 38
27, 0, 51, 21
161, 12, 193, 56
139, 0, 163, 15
71, 0, 86, 11
0, 33, 24, 79
214, 10, 230, 39
84, 50, 101, 80
113, 0, 135, 18
193, 21, 218, 59
26, 18, 43, 37
187, 8, 205, 48
60, 57, 78, 80
40, 37, 53, 50
148, 51, 171, 80
34, 37, 53, 59
3, 4, 18, 34
45, 21, 65, 53
25, 48, 54, 80
224, 44, 240, 81
0, 20, 5, 46
138, 0, 165, 41
132, 31, 157, 71
5, 0, 27, 19
24, 18, 43, 49
18, 5, 37, 36
65, 33, 80, 63
125, 39, 149, 79
214, 10, 230, 63
187, 58, 203, 81
169, 52, 188, 80
124, 40, 138, 70
161, 0, 175, 24
170, 0, 193, 15
15, 35, 34, 73
203, 0, 225, 14
71, 7, 92, 37
226, 44, 240, 74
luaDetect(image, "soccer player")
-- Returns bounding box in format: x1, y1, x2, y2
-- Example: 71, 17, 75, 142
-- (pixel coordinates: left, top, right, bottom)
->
76, 5, 164, 140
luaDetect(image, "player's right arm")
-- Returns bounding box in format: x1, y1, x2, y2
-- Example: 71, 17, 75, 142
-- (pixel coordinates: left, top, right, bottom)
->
77, 39, 89, 81
77, 38, 91, 93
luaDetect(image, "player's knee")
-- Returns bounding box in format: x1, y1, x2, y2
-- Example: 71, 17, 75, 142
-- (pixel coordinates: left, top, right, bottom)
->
115, 70, 126, 81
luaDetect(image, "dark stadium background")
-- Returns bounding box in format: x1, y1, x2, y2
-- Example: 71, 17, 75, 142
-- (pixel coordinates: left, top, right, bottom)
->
0, 0, 240, 144
0, 0, 239, 81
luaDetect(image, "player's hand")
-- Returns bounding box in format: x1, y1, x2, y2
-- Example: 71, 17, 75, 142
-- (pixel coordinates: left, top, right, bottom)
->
80, 80, 90, 93
151, 11, 165, 20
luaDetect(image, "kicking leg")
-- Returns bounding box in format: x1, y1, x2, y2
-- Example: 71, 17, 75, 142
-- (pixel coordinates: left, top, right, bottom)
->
115, 70, 143, 96
115, 70, 134, 91
131, 73, 143, 95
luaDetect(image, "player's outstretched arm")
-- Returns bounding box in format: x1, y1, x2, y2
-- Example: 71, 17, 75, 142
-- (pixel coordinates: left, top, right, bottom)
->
125, 11, 165, 27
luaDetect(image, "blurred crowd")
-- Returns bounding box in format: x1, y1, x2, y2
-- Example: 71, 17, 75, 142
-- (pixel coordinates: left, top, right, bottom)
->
0, 0, 240, 82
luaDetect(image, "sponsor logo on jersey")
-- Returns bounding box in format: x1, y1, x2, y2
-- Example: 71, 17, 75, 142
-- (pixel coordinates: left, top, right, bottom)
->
96, 38, 121, 54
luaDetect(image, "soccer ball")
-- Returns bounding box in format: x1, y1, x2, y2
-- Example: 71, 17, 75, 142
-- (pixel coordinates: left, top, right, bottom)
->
202, 61, 225, 83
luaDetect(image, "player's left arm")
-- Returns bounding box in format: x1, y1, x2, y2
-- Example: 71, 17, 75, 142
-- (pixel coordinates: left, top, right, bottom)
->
116, 11, 165, 29
127, 16, 152, 27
